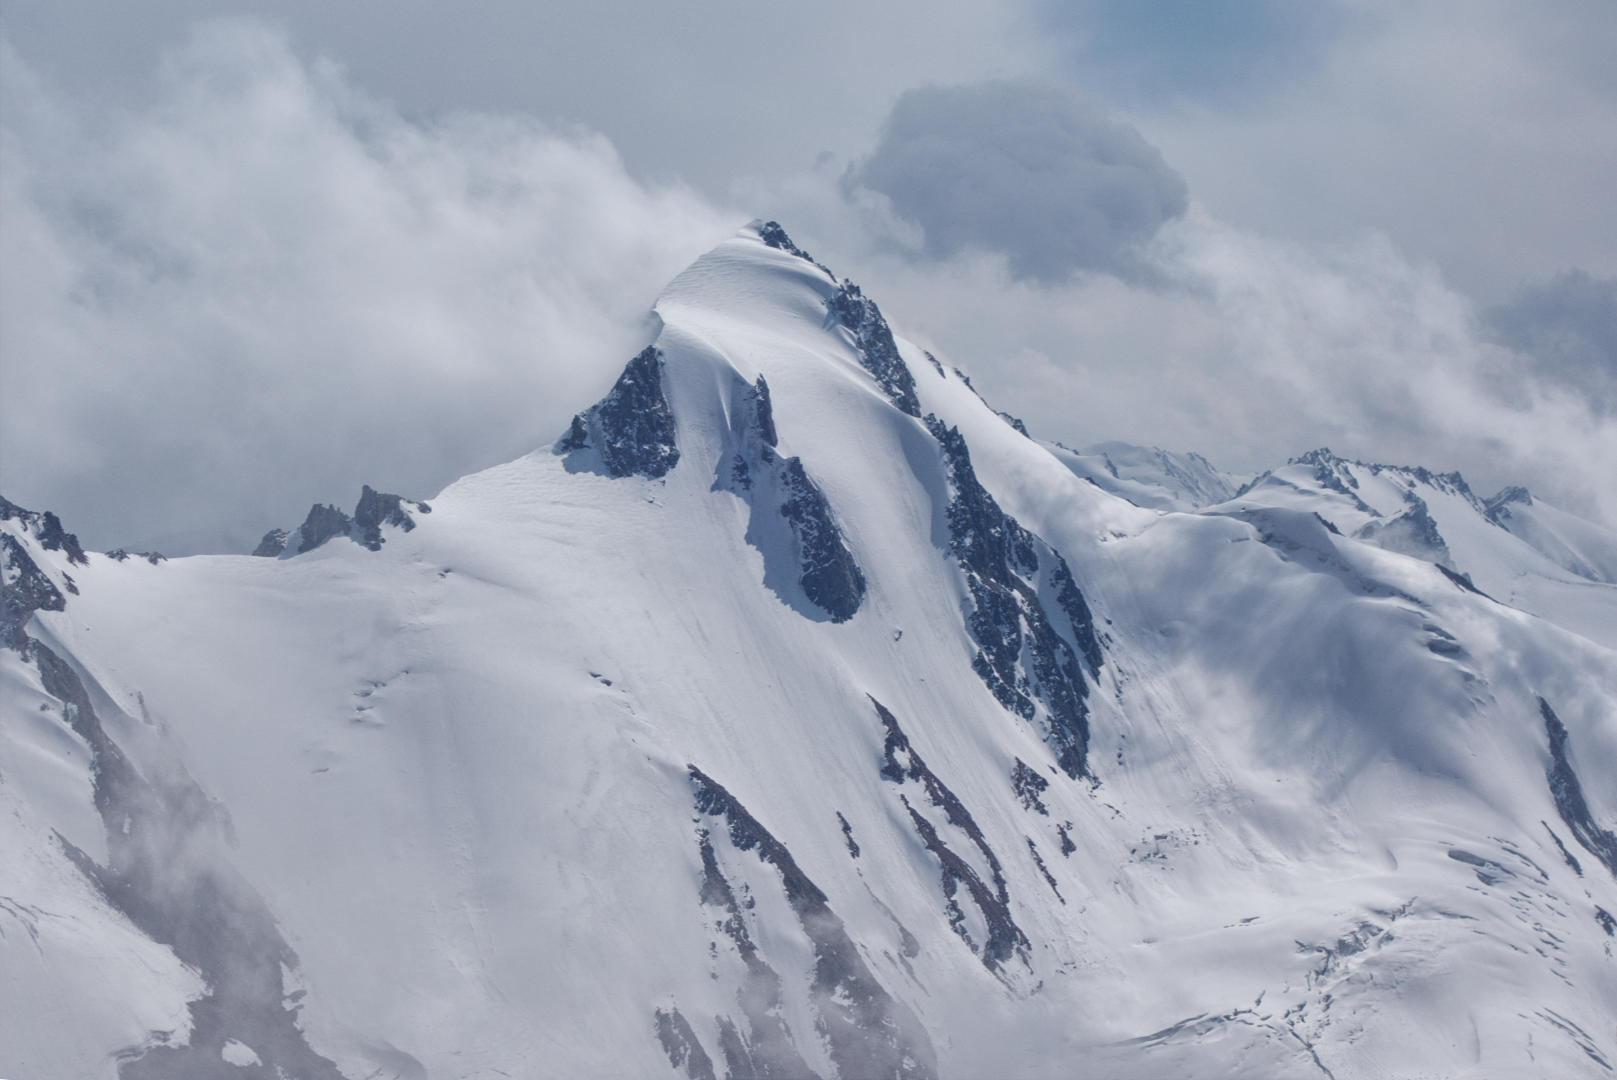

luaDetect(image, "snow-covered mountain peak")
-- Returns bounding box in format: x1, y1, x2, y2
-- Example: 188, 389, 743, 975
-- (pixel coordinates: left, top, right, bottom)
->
4, 223, 1617, 1080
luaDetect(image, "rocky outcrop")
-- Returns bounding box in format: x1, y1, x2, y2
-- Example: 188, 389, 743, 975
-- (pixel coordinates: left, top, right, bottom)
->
723, 374, 866, 623
687, 765, 937, 1080
1543, 698, 1617, 881
827, 282, 921, 417
251, 529, 289, 557
1, 494, 88, 565
873, 697, 1030, 973
353, 485, 431, 551
778, 458, 866, 622
926, 416, 1099, 777
2, 532, 67, 647
756, 220, 834, 279
558, 346, 681, 479
653, 1007, 717, 1080
252, 486, 433, 557
296, 504, 354, 553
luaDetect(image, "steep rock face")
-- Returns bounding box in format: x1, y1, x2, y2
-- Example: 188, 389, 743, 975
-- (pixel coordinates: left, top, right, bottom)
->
926, 415, 1100, 778
352, 485, 431, 551
1355, 494, 1451, 564
0, 496, 83, 647
295, 504, 353, 554
257, 486, 431, 556
1, 533, 67, 646
1, 495, 88, 565
1543, 699, 1617, 881
559, 346, 681, 479
251, 529, 289, 557
777, 458, 865, 622
756, 219, 834, 280
721, 374, 866, 623
827, 282, 921, 417
873, 698, 1030, 974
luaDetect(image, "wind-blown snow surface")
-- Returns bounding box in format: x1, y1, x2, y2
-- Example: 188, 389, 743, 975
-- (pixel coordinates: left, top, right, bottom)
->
4, 225, 1617, 1079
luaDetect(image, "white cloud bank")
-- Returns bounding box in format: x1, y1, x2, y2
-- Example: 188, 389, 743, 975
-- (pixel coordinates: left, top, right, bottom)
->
0, 21, 738, 552
3, 25, 1611, 552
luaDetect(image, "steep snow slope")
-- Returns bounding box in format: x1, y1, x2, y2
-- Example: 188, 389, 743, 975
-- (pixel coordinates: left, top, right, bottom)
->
3, 225, 1617, 1079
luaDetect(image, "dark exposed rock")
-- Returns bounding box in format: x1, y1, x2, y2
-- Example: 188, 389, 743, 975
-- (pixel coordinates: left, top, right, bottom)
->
925, 415, 1096, 777
296, 504, 353, 554
1357, 496, 1450, 562
251, 529, 289, 557
838, 812, 861, 859
1051, 554, 1104, 675
1057, 822, 1077, 857
558, 413, 589, 452
1011, 759, 1049, 815
1447, 847, 1515, 887
654, 1007, 718, 1080
872, 697, 1030, 973
1026, 838, 1064, 903
998, 411, 1030, 437
689, 765, 937, 1079
755, 220, 833, 276
723, 374, 866, 624
827, 281, 921, 417
1437, 563, 1491, 599
1597, 907, 1616, 937
26, 638, 344, 1080
1484, 485, 1532, 526
271, 485, 431, 556
105, 549, 166, 564
1542, 698, 1617, 881
747, 375, 778, 449
1, 496, 89, 566
1543, 821, 1583, 876
353, 485, 430, 551
778, 459, 866, 622
561, 346, 681, 479
1, 495, 88, 565
2, 532, 67, 648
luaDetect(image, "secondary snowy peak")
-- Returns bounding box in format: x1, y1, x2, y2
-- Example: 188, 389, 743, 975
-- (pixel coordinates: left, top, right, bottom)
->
1486, 484, 1617, 585
1045, 440, 1243, 512
1216, 445, 1617, 648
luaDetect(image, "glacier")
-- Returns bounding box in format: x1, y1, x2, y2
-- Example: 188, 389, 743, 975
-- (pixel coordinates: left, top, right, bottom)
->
3, 223, 1616, 1079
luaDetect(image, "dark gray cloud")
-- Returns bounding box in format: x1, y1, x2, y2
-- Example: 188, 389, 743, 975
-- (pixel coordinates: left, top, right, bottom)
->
847, 80, 1188, 283
1486, 270, 1617, 413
